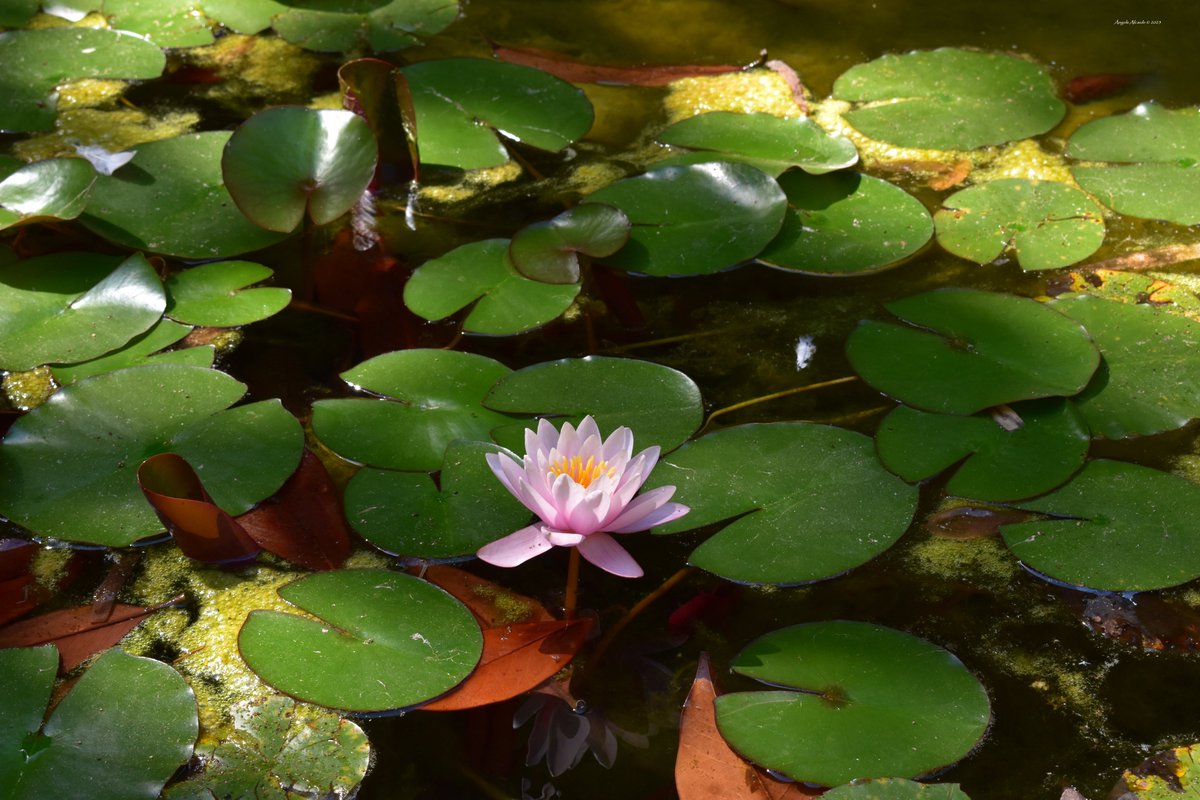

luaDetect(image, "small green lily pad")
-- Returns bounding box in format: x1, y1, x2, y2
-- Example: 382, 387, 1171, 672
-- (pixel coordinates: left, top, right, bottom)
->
311, 349, 519, 471
823, 779, 973, 800
50, 318, 211, 385
1003, 460, 1200, 591
846, 289, 1100, 415
1069, 103, 1200, 225
716, 621, 991, 786
509, 204, 630, 284
657, 111, 858, 176
344, 441, 532, 559
404, 239, 581, 335
166, 261, 291, 327
934, 179, 1106, 271
648, 423, 917, 585
269, 0, 460, 52
876, 399, 1089, 501
833, 48, 1064, 150
0, 158, 96, 230
239, 569, 483, 712
757, 170, 933, 275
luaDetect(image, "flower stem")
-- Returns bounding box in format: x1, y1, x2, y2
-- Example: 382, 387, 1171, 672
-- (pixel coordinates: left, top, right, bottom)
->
586, 566, 694, 675
564, 546, 581, 620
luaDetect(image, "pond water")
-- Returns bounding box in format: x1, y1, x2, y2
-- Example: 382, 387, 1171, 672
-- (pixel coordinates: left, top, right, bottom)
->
4, 1, 1200, 799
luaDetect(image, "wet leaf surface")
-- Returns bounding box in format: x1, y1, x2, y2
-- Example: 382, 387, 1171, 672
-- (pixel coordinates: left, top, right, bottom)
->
165, 260, 291, 327
49, 319, 210, 386
0, 158, 96, 230
509, 204, 630, 285
267, 0, 459, 52
1110, 743, 1200, 798
658, 112, 858, 176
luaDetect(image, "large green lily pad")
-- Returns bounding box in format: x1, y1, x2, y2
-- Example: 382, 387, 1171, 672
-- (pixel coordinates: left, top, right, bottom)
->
0, 365, 303, 546
483, 356, 703, 453
404, 239, 581, 335
657, 111, 858, 176
50, 0, 216, 48
311, 349, 518, 471
0, 251, 165, 372
344, 441, 532, 559
269, 0, 460, 52
81, 132, 289, 259
1003, 460, 1200, 591
1069, 103, 1200, 225
833, 48, 1064, 150
0, 645, 197, 800
1050, 293, 1200, 438
716, 621, 991, 786
585, 162, 787, 276
757, 170, 933, 275
0, 158, 96, 230
876, 399, 1089, 502
934, 179, 1106, 271
649, 423, 917, 585
846, 289, 1100, 415
166, 261, 291, 327
239, 569, 483, 712
400, 58, 592, 170
50, 319, 211, 385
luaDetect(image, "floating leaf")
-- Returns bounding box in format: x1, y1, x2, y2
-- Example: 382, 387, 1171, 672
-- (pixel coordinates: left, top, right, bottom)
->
846, 289, 1100, 415
404, 239, 581, 334
509, 204, 630, 284
238, 569, 482, 712
649, 423, 917, 585
269, 0, 459, 52
0, 645, 197, 800
484, 356, 703, 452
833, 48, 1064, 149
0, 251, 165, 372
345, 441, 531, 559
876, 399, 1090, 501
1050, 293, 1200, 438
50, 318, 210, 385
0, 601, 164, 672
0, 28, 165, 133
0, 158, 96, 230
658, 112, 858, 176
82, 132, 289, 259
0, 365, 303, 546
823, 778, 973, 800
54, 0, 216, 47
223, 107, 377, 233
584, 162, 787, 276
757, 170, 933, 275
1069, 103, 1200, 225
312, 349, 518, 471
166, 261, 291, 327
716, 621, 990, 786
1110, 743, 1200, 798
0, 0, 38, 26
934, 179, 1106, 271
399, 58, 592, 170
1003, 460, 1200, 591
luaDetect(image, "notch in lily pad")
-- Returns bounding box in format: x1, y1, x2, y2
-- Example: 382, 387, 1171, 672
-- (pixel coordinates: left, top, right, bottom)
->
658, 111, 858, 176
509, 204, 630, 284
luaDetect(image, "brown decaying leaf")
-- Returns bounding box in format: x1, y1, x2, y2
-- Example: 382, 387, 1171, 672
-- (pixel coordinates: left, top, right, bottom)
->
1062, 72, 1143, 104
927, 160, 972, 191
1077, 244, 1200, 274
676, 653, 822, 799
923, 506, 1036, 540
492, 41, 744, 86
0, 539, 86, 626
1080, 593, 1200, 652
764, 59, 809, 115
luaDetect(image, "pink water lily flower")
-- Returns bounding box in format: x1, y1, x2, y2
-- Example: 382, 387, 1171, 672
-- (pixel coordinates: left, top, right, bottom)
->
478, 416, 689, 578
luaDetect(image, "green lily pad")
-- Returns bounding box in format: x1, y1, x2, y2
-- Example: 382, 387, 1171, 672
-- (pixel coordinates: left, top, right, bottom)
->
195, 0, 284, 33
876, 398, 1089, 502
1069, 103, 1200, 225
238, 569, 483, 712
716, 621, 991, 786
0, 251, 165, 371
1050, 293, 1200, 438
166, 261, 291, 326
404, 239, 581, 335
0, 158, 96, 230
658, 111, 858, 176
585, 162, 787, 276
81, 132, 289, 259
269, 0, 460, 52
0, 27, 165, 133
483, 356, 703, 453
833, 48, 1064, 150
0, 0, 39, 26
0, 646, 198, 800
50, 0, 216, 48
50, 318, 211, 385
344, 440, 532, 559
648, 423, 917, 585
399, 58, 592, 170
757, 170, 933, 275
1003, 460, 1200, 591
509, 204, 630, 284
934, 179, 1106, 271
163, 695, 370, 800
222, 107, 377, 233
311, 349, 518, 471
0, 364, 303, 546
846, 289, 1100, 415
823, 779, 972, 800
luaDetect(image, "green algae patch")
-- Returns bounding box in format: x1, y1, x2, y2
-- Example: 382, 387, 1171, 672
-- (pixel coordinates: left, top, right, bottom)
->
664, 69, 804, 123
2, 366, 57, 411
183, 35, 323, 112
904, 533, 1020, 587
12, 109, 200, 163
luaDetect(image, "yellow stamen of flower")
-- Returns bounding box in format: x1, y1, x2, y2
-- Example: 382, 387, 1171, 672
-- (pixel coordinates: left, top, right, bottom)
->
549, 454, 614, 488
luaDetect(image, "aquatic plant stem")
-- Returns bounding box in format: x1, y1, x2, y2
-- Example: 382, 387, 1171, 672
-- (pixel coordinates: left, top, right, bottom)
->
564, 546, 581, 620
700, 375, 860, 433
586, 566, 694, 675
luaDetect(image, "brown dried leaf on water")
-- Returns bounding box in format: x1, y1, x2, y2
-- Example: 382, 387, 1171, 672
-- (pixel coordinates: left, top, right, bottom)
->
1081, 593, 1200, 652
676, 653, 822, 800
927, 160, 972, 191
0, 540, 87, 625
923, 505, 1036, 540
1062, 72, 1144, 104
491, 41, 744, 86
764, 59, 809, 114
0, 600, 175, 671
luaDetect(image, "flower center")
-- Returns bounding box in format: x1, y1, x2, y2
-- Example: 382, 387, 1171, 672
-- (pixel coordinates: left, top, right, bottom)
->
549, 454, 613, 488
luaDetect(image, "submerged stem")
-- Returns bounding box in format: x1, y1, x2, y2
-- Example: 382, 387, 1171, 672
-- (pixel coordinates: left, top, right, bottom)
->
586, 566, 694, 676
701, 375, 859, 433
564, 546, 581, 620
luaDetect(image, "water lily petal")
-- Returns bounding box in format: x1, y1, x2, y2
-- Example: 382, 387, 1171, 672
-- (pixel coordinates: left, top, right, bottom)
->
565, 489, 606, 535
576, 532, 643, 578
546, 530, 585, 546
477, 524, 553, 567
519, 476, 562, 524
604, 484, 678, 532
601, 425, 634, 466
486, 450, 524, 497
530, 417, 560, 456
611, 501, 689, 533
